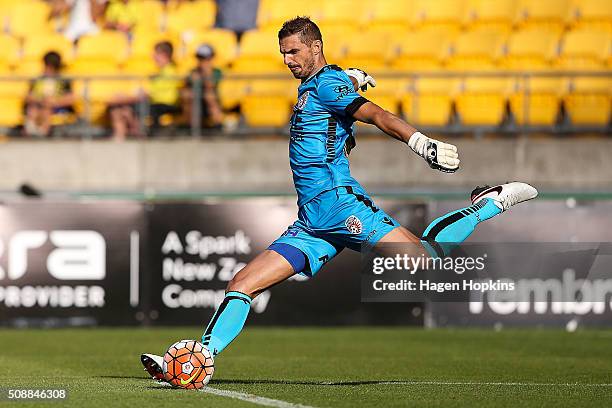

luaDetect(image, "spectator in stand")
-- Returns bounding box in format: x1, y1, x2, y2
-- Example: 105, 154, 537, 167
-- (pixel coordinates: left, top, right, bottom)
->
148, 41, 182, 134
50, 0, 108, 42
104, 0, 137, 38
181, 44, 223, 128
108, 41, 181, 139
23, 51, 75, 137
215, 0, 259, 40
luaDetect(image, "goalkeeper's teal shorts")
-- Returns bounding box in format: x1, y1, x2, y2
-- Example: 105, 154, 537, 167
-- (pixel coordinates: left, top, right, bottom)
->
269, 186, 399, 276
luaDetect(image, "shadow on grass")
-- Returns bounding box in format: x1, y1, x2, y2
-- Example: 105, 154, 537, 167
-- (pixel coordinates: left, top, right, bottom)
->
211, 379, 409, 386
97, 376, 410, 388
98, 375, 150, 380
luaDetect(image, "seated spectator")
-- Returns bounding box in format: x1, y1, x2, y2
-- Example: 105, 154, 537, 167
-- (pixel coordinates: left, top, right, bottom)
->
24, 51, 75, 137
104, 0, 137, 38
181, 44, 223, 128
109, 41, 181, 139
50, 0, 108, 42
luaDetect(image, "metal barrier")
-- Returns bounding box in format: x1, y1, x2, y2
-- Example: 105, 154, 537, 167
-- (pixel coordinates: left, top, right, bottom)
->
0, 70, 610, 138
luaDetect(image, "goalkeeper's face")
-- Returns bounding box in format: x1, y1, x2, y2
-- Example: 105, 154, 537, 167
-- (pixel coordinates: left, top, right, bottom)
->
279, 34, 319, 79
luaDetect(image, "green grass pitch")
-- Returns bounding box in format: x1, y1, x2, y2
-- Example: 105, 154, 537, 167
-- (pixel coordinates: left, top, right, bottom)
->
1, 327, 611, 407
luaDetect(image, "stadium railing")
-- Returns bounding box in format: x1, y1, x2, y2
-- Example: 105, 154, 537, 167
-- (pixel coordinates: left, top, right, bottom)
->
0, 70, 609, 138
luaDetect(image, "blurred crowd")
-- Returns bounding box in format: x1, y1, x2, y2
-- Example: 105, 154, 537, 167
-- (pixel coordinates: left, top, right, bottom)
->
1, 0, 609, 138
24, 39, 223, 139
17, 0, 258, 139
46, 0, 257, 41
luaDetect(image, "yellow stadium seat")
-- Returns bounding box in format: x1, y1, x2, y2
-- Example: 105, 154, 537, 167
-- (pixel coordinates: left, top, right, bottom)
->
241, 79, 294, 127
389, 30, 451, 71
0, 64, 12, 74
0, 97, 24, 126
121, 57, 158, 75
502, 29, 560, 70
182, 29, 238, 68
465, 0, 517, 33
67, 61, 122, 76
231, 30, 285, 72
319, 26, 359, 62
564, 77, 611, 125
8, 0, 54, 37
516, 0, 571, 33
0, 34, 20, 68
319, 0, 366, 30
557, 28, 611, 69
572, 0, 612, 31
412, 0, 468, 33
509, 78, 564, 125
401, 78, 459, 126
338, 31, 389, 71
19, 34, 75, 75
166, 0, 216, 34
0, 80, 29, 127
22, 34, 74, 62
70, 31, 128, 74
247, 79, 295, 98
365, 0, 413, 32
74, 79, 144, 123
257, 0, 323, 31
0, 80, 29, 98
76, 31, 129, 61
455, 78, 512, 125
242, 97, 290, 126
446, 30, 506, 70
218, 78, 249, 110
131, 0, 164, 31
365, 78, 405, 115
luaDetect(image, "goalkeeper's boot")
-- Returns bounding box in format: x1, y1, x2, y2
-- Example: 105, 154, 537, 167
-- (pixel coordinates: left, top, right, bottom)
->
471, 182, 538, 211
141, 353, 165, 382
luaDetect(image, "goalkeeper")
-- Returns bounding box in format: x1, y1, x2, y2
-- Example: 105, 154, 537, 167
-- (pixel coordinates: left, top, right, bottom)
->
142, 16, 537, 378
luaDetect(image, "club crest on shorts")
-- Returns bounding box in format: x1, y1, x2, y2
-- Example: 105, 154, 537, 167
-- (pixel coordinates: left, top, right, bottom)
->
294, 91, 310, 111
345, 215, 363, 234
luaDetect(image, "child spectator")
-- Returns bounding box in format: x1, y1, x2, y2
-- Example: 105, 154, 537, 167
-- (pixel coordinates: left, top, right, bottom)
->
24, 51, 75, 137
181, 44, 223, 128
109, 41, 181, 139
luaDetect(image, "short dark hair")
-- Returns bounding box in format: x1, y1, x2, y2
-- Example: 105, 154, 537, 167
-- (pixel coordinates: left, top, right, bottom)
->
278, 16, 322, 46
154, 41, 174, 58
43, 51, 62, 70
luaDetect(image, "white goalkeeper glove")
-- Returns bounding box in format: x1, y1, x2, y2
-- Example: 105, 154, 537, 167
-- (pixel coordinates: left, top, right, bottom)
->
344, 68, 376, 91
408, 132, 460, 173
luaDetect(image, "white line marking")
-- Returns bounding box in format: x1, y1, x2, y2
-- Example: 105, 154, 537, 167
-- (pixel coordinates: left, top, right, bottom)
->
202, 387, 316, 408
129, 231, 139, 307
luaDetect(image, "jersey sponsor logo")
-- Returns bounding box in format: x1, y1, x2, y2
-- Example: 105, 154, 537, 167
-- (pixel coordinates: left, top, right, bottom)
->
345, 215, 363, 234
294, 91, 310, 111
334, 85, 351, 101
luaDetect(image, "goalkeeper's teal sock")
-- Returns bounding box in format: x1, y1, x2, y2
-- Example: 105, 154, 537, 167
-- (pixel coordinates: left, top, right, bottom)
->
421, 198, 501, 257
202, 291, 251, 357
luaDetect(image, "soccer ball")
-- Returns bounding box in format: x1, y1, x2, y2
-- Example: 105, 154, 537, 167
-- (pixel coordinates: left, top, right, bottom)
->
162, 339, 214, 389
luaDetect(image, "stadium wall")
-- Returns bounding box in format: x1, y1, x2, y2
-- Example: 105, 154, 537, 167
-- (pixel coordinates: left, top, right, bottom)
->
2, 138, 612, 192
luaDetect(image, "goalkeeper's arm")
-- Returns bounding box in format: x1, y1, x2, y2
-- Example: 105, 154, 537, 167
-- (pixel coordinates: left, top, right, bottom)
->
352, 101, 460, 173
